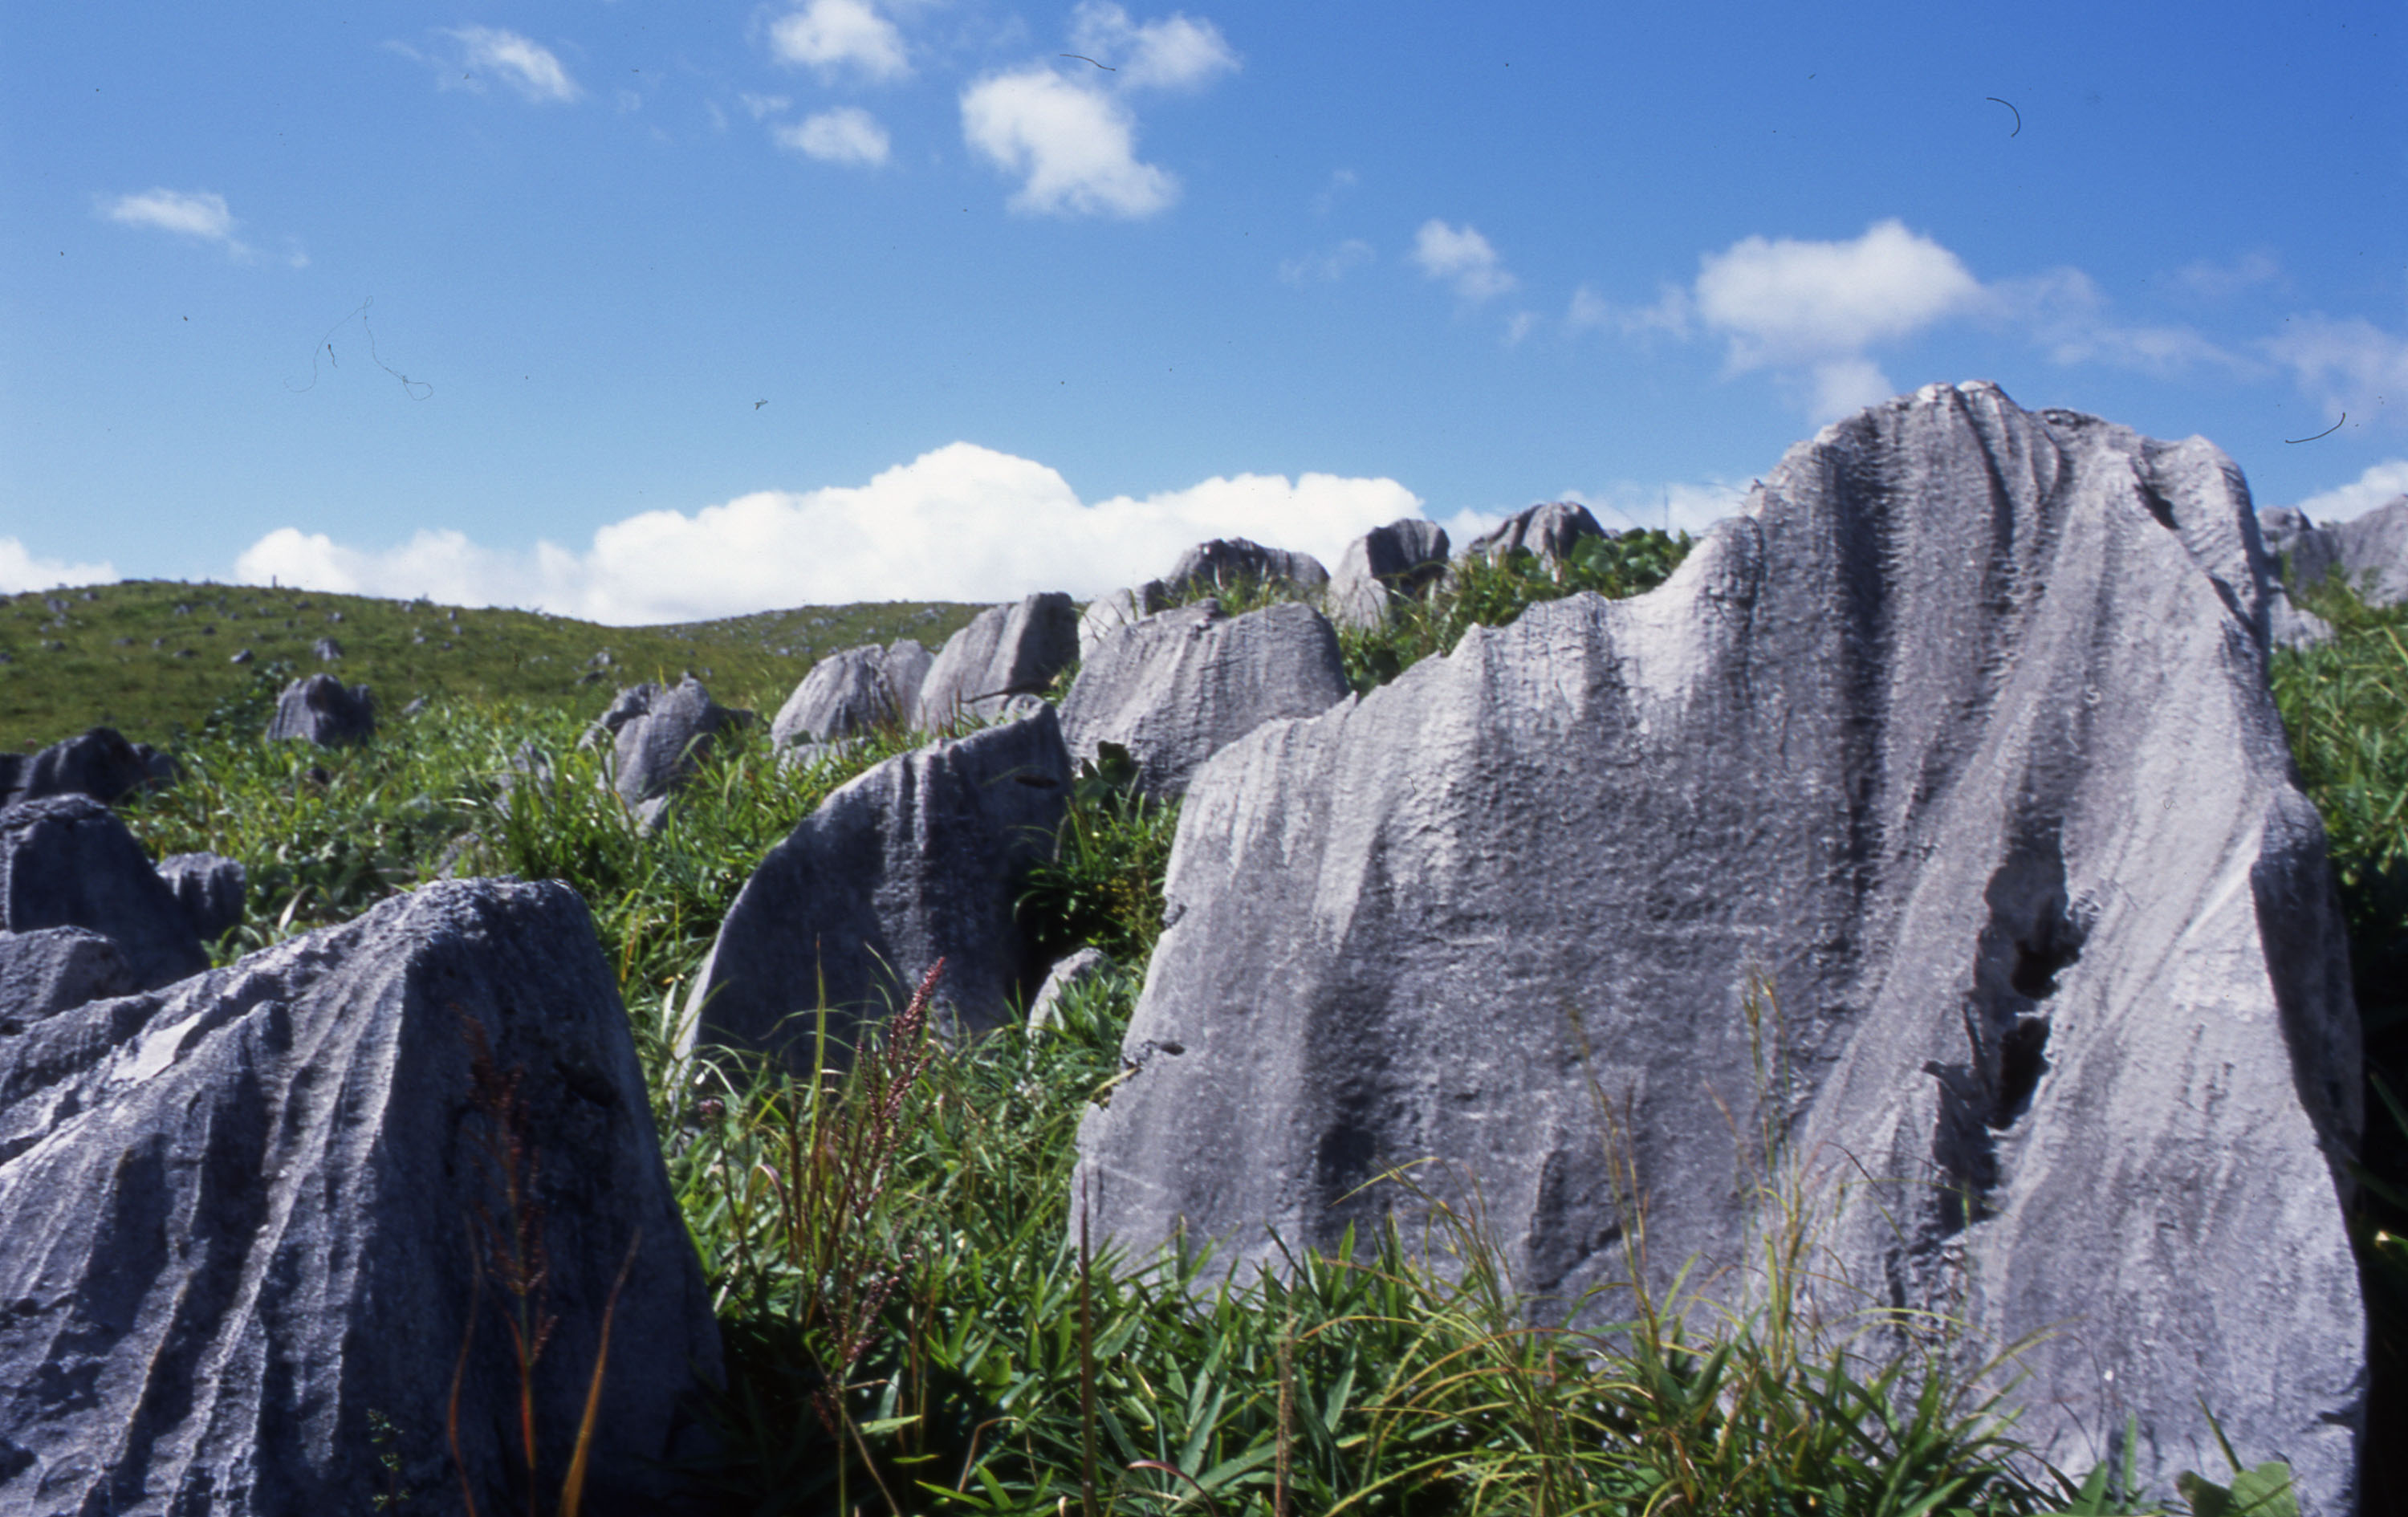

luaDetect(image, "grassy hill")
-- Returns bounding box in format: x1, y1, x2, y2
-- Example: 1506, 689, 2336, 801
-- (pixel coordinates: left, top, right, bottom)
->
0, 580, 983, 751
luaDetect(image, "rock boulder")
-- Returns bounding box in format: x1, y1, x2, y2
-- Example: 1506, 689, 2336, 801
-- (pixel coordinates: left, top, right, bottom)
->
1060, 600, 1351, 799
0, 927, 136, 1026
2264, 494, 2408, 606
915, 594, 1078, 730
0, 879, 721, 1514
1165, 539, 1330, 598
0, 795, 205, 991
771, 640, 930, 747
684, 703, 1072, 1067
1458, 500, 1607, 567
1327, 519, 1451, 631
594, 677, 746, 821
1075, 383, 2364, 1509
266, 673, 375, 746
0, 728, 157, 809
156, 852, 246, 944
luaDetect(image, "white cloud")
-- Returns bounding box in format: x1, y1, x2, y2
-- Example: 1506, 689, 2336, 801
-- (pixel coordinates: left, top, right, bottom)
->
769, 0, 909, 83
1566, 283, 1690, 340
776, 107, 892, 167
739, 92, 792, 120
1989, 267, 2247, 376
2265, 314, 2408, 422
0, 540, 116, 596
1555, 478, 1753, 538
1503, 311, 1536, 346
1412, 220, 1515, 302
2169, 251, 2282, 302
2290, 459, 2408, 523
1695, 219, 1980, 371
230, 442, 1426, 624
1068, 2, 1238, 91
447, 26, 580, 103
100, 189, 248, 257
1279, 239, 1372, 285
961, 68, 1174, 218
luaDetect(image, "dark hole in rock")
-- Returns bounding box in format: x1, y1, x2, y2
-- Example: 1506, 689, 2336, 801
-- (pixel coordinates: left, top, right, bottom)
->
2009, 919, 2080, 998
1994, 1014, 2051, 1129
1013, 774, 1060, 787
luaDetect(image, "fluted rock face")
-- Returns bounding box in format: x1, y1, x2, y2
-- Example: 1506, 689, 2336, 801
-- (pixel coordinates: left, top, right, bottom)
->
1060, 600, 1351, 799
0, 879, 721, 1516
917, 594, 1080, 730
0, 728, 157, 810
685, 703, 1072, 1066
156, 852, 246, 944
771, 640, 929, 747
265, 674, 375, 747
2264, 494, 2408, 605
0, 795, 205, 993
607, 676, 745, 809
1458, 500, 1606, 567
1075, 383, 2363, 1510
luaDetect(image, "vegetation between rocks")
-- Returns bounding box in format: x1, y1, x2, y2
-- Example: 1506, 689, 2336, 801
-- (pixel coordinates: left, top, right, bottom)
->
11, 543, 2386, 1511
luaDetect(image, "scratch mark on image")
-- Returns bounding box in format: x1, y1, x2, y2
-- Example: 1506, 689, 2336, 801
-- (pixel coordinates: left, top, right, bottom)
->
1986, 97, 2020, 137
287, 297, 433, 400
2285, 413, 2345, 444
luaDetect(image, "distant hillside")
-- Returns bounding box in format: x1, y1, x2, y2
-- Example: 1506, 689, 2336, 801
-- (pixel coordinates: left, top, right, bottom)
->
0, 581, 984, 750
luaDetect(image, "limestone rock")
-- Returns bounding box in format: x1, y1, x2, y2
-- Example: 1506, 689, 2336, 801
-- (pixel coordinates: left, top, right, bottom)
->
597, 677, 744, 811
1328, 519, 1450, 631
1458, 500, 1608, 567
0, 927, 136, 1026
1075, 383, 2363, 1510
0, 795, 205, 992
2266, 494, 2408, 606
0, 879, 721, 1514
266, 673, 375, 746
1079, 582, 1174, 661
1165, 539, 1330, 598
156, 852, 246, 943
1027, 946, 1109, 1035
0, 727, 156, 809
916, 594, 1078, 730
772, 640, 929, 748
1059, 600, 1351, 799
684, 704, 1072, 1068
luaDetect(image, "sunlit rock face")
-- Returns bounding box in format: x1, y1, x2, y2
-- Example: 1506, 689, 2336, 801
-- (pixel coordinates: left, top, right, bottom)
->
1076, 382, 2365, 1511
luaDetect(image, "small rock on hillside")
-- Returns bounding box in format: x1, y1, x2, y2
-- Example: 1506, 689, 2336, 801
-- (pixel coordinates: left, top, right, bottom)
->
1076, 382, 2364, 1510
1458, 500, 1607, 567
2262, 494, 2408, 606
685, 702, 1072, 1067
772, 639, 931, 747
1060, 600, 1351, 799
0, 795, 205, 991
0, 727, 168, 810
1165, 539, 1330, 598
592, 677, 748, 823
1328, 519, 1451, 631
266, 673, 376, 746
0, 879, 722, 1515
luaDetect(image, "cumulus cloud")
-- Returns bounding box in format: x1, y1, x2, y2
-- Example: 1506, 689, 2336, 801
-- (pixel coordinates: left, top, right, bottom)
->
2265, 314, 2408, 423
769, 0, 909, 83
447, 26, 580, 103
962, 68, 1175, 218
2289, 459, 2408, 523
776, 107, 892, 167
0, 540, 116, 595
231, 442, 1425, 624
1412, 221, 1515, 302
1279, 239, 1372, 285
100, 189, 248, 257
1694, 221, 1981, 406
1067, 2, 1237, 91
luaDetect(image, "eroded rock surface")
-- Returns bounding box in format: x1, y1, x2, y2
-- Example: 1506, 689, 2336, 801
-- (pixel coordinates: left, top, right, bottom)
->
1328, 519, 1450, 631
1060, 600, 1350, 799
916, 594, 1078, 730
1075, 383, 2364, 1509
0, 879, 720, 1515
685, 704, 1072, 1066
772, 640, 929, 747
157, 852, 246, 944
1165, 539, 1330, 598
0, 728, 158, 810
0, 928, 136, 1026
592, 677, 747, 823
2264, 494, 2408, 606
1458, 500, 1607, 567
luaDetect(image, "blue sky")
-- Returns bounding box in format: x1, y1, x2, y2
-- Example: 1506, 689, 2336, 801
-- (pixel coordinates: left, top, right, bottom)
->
4, 0, 2404, 622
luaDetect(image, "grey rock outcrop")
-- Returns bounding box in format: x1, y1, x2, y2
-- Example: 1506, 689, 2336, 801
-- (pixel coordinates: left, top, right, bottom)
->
1458, 500, 1607, 567
684, 704, 1072, 1068
0, 879, 721, 1515
2264, 494, 2408, 606
0, 727, 160, 809
1075, 383, 2363, 1509
592, 677, 746, 820
156, 852, 246, 943
266, 673, 375, 746
772, 639, 931, 748
1059, 600, 1351, 799
1027, 947, 1110, 1035
1328, 519, 1450, 630
915, 594, 1079, 730
0, 927, 136, 1026
1165, 539, 1330, 598
1079, 582, 1175, 661
1, 795, 206, 992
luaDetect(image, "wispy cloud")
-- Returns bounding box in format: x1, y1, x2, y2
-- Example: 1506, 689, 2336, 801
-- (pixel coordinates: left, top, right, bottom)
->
2289, 458, 2408, 522
2167, 250, 2284, 303
775, 107, 892, 167
1412, 220, 1515, 302
769, 0, 909, 83
738, 92, 792, 120
1067, 2, 1238, 91
1279, 238, 1372, 285
962, 67, 1175, 218
2264, 313, 2408, 425
231, 442, 1424, 623
0, 539, 116, 596
99, 189, 246, 255
446, 26, 581, 103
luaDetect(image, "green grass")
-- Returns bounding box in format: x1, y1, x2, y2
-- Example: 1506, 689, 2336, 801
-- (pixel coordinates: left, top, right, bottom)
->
0, 579, 981, 751
10, 550, 2367, 1513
